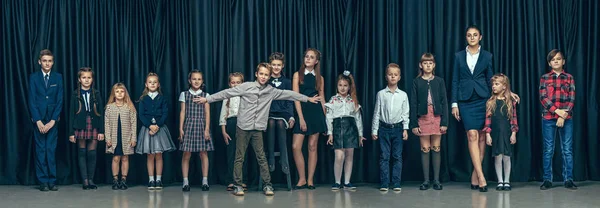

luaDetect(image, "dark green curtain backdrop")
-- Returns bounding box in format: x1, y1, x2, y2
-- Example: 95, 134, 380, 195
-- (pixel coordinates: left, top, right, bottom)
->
1, 0, 599, 186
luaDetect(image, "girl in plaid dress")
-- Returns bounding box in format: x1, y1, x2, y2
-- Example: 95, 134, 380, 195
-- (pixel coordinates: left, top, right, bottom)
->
68, 67, 105, 190
179, 70, 213, 192
136, 72, 176, 190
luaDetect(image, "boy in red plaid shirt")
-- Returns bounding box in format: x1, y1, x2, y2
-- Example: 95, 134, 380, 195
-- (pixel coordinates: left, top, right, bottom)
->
538, 49, 577, 190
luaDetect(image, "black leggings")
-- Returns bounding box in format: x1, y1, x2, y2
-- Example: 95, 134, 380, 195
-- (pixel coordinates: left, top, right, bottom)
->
266, 119, 290, 173
77, 139, 98, 183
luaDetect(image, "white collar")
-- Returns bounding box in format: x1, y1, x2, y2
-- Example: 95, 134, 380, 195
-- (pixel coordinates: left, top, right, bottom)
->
304, 69, 315, 76
465, 45, 481, 56
148, 91, 159, 99
41, 69, 51, 77
189, 88, 203, 95
335, 93, 351, 101
385, 86, 400, 94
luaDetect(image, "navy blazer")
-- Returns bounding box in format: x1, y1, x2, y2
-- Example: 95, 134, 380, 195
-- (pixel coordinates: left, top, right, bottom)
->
451, 49, 494, 103
138, 94, 168, 127
28, 70, 64, 122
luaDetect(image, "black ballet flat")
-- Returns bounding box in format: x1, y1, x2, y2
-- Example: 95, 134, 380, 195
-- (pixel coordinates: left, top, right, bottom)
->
295, 184, 308, 190
479, 186, 488, 192
470, 184, 478, 190
308, 185, 316, 190
82, 184, 90, 190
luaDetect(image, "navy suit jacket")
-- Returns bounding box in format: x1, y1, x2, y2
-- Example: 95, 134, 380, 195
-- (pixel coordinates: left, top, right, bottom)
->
451, 49, 494, 103
28, 70, 64, 122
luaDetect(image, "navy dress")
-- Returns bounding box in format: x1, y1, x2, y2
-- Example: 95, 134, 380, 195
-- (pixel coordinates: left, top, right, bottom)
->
114, 115, 124, 156
293, 73, 327, 135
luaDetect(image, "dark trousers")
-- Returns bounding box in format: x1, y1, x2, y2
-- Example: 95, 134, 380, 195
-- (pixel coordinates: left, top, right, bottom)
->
225, 118, 249, 184
234, 127, 271, 187
33, 120, 58, 184
378, 126, 404, 187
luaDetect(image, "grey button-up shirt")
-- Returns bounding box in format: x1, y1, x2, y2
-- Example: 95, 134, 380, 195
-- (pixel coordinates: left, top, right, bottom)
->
206, 81, 309, 131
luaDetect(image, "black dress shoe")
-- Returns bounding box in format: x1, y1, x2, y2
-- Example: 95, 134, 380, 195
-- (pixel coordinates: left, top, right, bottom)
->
503, 183, 511, 191
479, 186, 488, 192
496, 183, 504, 191
88, 181, 98, 190
82, 184, 90, 190
112, 179, 120, 190
48, 184, 58, 191
470, 184, 478, 190
202, 184, 210, 191
307, 185, 316, 190
419, 181, 430, 190
564, 180, 578, 190
182, 185, 190, 192
39, 184, 49, 192
120, 179, 128, 190
432, 180, 443, 190
540, 180, 552, 190
295, 184, 307, 190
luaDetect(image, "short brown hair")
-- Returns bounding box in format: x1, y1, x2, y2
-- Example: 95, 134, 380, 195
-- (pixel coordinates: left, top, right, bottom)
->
386, 63, 401, 75
269, 52, 285, 64
39, 49, 53, 60
546, 49, 564, 63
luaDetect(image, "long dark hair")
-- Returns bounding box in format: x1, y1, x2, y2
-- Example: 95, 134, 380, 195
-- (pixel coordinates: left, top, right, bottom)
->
76, 67, 100, 116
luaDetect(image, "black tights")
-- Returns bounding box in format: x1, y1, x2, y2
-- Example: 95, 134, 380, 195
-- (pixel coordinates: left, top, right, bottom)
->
267, 119, 290, 173
77, 139, 98, 184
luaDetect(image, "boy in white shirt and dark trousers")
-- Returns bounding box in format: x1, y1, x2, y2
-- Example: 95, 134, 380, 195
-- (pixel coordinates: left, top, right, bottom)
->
372, 63, 410, 192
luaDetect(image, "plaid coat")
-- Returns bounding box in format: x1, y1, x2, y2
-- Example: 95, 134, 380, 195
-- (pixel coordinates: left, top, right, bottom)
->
105, 103, 137, 155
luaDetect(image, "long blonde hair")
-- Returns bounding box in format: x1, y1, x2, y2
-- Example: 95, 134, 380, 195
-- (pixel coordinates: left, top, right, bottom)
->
486, 74, 514, 119
107, 83, 136, 113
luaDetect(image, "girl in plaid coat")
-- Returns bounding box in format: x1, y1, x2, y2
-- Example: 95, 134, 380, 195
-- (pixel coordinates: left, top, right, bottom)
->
178, 70, 213, 192
68, 67, 105, 190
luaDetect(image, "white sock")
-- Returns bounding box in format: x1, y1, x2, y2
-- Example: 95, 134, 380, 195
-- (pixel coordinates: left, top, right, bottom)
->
156, 175, 162, 181
183, 178, 189, 187
202, 177, 208, 185
149, 176, 155, 182
494, 155, 504, 183
503, 156, 511, 183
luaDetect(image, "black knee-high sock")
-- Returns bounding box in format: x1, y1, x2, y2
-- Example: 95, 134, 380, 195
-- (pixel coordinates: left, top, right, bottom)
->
87, 150, 97, 182
421, 151, 430, 182
78, 148, 88, 181
432, 150, 441, 181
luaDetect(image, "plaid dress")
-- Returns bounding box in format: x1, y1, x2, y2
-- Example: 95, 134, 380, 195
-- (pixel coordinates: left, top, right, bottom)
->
180, 91, 213, 152
74, 115, 99, 140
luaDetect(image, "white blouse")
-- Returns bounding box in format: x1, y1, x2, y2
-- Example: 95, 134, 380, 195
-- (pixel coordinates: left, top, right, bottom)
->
324, 94, 363, 137
219, 96, 240, 126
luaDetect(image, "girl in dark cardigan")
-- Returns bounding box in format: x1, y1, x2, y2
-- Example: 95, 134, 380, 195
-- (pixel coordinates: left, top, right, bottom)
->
410, 53, 448, 191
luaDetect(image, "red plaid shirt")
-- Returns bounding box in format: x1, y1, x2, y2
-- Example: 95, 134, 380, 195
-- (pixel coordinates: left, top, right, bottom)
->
539, 71, 575, 120
483, 100, 519, 133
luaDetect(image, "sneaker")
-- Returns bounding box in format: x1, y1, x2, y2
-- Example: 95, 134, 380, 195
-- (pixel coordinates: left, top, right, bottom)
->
540, 180, 552, 190
343, 183, 356, 190
39, 183, 49, 192
233, 185, 245, 196
392, 184, 402, 191
331, 183, 342, 190
182, 185, 190, 192
148, 181, 156, 190
564, 180, 578, 190
432, 180, 443, 190
379, 185, 389, 191
263, 185, 275, 196
120, 179, 128, 190
419, 181, 430, 190
112, 179, 120, 190
202, 184, 210, 191
155, 180, 163, 190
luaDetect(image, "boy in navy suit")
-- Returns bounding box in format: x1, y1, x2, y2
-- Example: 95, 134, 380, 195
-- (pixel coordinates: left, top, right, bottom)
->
28, 49, 64, 191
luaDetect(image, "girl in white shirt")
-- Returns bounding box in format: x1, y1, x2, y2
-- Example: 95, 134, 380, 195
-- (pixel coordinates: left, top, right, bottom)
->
325, 71, 365, 190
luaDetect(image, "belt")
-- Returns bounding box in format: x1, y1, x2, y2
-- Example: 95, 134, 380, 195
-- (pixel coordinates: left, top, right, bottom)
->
380, 121, 403, 129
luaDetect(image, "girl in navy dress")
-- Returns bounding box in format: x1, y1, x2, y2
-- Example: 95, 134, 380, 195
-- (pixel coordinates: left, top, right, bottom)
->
68, 67, 104, 190
484, 74, 519, 191
179, 70, 213, 192
292, 48, 327, 189
136, 72, 176, 190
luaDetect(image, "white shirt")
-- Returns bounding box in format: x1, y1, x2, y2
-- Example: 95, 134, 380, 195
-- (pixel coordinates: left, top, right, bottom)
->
81, 89, 91, 111
304, 69, 315, 76
325, 94, 363, 137
371, 86, 410, 135
41, 69, 51, 78
452, 46, 482, 108
179, 89, 209, 102
219, 96, 240, 126
148, 91, 159, 100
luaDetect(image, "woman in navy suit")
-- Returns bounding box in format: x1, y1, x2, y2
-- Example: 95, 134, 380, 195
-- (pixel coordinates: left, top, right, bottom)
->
451, 25, 518, 192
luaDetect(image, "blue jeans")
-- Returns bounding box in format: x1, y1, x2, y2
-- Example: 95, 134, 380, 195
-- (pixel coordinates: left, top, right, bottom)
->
542, 118, 574, 181
379, 126, 404, 187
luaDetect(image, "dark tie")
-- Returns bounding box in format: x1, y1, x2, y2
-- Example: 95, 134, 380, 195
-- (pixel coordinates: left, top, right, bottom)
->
44, 74, 49, 87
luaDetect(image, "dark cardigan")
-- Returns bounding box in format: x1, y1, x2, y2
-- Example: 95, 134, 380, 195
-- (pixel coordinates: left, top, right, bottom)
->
138, 94, 169, 128
409, 76, 449, 129
68, 88, 105, 136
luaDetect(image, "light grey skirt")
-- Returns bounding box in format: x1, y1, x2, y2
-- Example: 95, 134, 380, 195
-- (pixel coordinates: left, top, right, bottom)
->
136, 125, 176, 154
